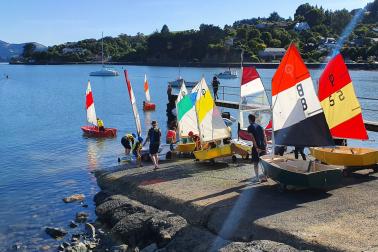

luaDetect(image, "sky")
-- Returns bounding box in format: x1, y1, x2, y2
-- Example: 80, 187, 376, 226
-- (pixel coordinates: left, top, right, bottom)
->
0, 0, 372, 46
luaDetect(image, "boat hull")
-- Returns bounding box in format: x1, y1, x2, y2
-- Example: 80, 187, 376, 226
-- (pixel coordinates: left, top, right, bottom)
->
81, 126, 117, 137
89, 69, 119, 76
194, 144, 232, 161
168, 79, 197, 88
177, 142, 196, 153
260, 155, 342, 188
310, 146, 378, 167
143, 102, 156, 111
238, 129, 272, 141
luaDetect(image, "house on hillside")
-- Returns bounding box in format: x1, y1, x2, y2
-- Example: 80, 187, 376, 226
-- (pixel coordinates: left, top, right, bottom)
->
294, 22, 310, 32
258, 48, 286, 61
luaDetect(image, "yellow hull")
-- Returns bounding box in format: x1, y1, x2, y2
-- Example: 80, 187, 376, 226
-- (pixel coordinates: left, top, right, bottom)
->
310, 146, 378, 166
176, 142, 196, 153
194, 145, 232, 161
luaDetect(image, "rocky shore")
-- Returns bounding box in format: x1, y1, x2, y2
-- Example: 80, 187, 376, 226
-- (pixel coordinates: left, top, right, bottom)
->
92, 191, 309, 252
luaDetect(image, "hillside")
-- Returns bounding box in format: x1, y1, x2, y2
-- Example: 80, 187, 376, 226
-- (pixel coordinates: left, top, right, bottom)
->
0, 40, 46, 62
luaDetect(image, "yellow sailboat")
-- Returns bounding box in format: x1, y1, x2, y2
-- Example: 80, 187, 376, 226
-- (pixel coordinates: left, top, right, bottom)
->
192, 78, 233, 161
310, 53, 378, 168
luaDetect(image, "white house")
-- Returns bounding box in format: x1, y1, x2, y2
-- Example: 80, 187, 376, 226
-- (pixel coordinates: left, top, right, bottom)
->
258, 48, 286, 60
294, 22, 310, 32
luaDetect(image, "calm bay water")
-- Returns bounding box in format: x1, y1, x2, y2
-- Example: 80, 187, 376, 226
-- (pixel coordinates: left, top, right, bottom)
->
0, 64, 377, 250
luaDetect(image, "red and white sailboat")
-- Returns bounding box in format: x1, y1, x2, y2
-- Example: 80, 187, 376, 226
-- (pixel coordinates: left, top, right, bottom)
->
124, 71, 142, 137
81, 81, 117, 137
260, 44, 342, 189
238, 66, 271, 141
143, 74, 156, 111
311, 53, 378, 167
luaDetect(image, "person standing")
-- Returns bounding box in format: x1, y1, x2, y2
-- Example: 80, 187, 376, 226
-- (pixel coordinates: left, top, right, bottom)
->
247, 114, 267, 183
143, 121, 162, 170
212, 76, 220, 100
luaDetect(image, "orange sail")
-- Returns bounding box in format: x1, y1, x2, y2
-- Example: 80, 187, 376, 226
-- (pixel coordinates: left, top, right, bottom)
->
272, 43, 333, 147
318, 54, 368, 140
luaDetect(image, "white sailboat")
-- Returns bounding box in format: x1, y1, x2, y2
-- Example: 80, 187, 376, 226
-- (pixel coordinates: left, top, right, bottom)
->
176, 81, 199, 152
90, 32, 119, 77
143, 74, 156, 111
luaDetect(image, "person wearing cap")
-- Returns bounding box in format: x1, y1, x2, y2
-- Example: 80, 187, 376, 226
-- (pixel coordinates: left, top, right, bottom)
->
211, 76, 220, 100
143, 121, 161, 170
121, 133, 135, 157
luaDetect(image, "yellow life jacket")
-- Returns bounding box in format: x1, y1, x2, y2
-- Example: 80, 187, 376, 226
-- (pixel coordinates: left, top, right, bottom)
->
97, 119, 104, 127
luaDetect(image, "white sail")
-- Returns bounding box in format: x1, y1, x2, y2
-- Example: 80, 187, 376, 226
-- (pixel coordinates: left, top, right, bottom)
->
239, 67, 271, 130
195, 78, 230, 142
85, 81, 97, 126
144, 74, 151, 102
124, 70, 142, 137
176, 82, 199, 137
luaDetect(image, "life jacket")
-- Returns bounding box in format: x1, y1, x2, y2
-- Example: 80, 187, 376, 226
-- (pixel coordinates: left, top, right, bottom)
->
97, 119, 104, 127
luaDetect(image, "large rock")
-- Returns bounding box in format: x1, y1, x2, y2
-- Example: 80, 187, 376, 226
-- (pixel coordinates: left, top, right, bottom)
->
93, 191, 112, 206
63, 194, 85, 203
219, 240, 311, 252
158, 226, 223, 252
75, 212, 89, 223
45, 227, 67, 239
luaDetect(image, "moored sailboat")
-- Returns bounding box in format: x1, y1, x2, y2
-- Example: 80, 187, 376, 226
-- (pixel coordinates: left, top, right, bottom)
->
143, 74, 156, 111
81, 81, 117, 137
260, 44, 342, 188
310, 53, 378, 167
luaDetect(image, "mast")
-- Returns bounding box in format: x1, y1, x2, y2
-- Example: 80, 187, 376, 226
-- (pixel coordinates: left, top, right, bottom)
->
101, 32, 104, 66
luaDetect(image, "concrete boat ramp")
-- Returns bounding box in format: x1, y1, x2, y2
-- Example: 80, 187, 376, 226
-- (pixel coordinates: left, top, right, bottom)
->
95, 158, 378, 251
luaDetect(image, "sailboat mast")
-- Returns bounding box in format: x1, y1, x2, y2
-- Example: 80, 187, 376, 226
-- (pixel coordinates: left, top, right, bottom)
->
101, 32, 104, 66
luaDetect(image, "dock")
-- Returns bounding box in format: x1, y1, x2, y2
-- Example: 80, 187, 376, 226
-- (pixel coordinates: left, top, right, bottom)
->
95, 158, 378, 251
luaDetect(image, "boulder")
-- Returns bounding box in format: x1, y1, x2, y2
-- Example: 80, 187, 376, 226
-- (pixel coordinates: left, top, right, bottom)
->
75, 212, 89, 223
45, 227, 67, 239
111, 244, 129, 252
69, 221, 78, 228
141, 243, 158, 252
63, 194, 85, 203
93, 191, 112, 206
218, 240, 310, 252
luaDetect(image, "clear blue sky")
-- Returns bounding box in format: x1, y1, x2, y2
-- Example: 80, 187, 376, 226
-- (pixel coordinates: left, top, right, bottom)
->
0, 0, 372, 46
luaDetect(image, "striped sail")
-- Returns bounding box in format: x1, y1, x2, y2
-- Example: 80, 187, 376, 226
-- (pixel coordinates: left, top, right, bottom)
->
85, 81, 97, 126
195, 78, 230, 142
144, 74, 151, 102
272, 44, 333, 147
318, 54, 368, 140
176, 82, 199, 137
124, 70, 142, 137
239, 67, 271, 130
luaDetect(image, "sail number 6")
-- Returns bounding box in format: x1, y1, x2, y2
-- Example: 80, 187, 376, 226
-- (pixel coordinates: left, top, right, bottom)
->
296, 83, 308, 111
329, 90, 345, 106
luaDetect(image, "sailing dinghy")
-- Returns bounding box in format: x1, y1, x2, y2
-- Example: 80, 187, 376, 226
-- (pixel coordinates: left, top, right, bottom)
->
143, 74, 156, 111
310, 54, 378, 167
176, 81, 198, 153
124, 70, 173, 160
260, 44, 342, 188
81, 81, 117, 137
238, 66, 272, 141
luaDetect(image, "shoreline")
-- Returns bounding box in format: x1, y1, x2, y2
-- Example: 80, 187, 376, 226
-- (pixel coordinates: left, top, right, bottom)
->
7, 61, 378, 70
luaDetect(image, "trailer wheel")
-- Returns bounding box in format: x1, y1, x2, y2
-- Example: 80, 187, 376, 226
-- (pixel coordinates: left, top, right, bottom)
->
278, 183, 287, 192
373, 165, 378, 173
232, 155, 237, 163
210, 159, 215, 165
243, 154, 249, 160
342, 169, 351, 177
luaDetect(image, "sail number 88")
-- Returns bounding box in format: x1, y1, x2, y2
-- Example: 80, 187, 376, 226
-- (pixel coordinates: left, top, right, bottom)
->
296, 83, 307, 111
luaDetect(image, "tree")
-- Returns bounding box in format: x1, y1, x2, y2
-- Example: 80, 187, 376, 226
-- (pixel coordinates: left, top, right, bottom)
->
261, 32, 273, 45
305, 8, 325, 27
330, 9, 352, 34
294, 3, 313, 21
161, 24, 170, 34
267, 12, 284, 22
23, 43, 36, 58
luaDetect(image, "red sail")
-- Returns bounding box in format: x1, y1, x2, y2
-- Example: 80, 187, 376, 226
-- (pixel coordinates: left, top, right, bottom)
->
318, 54, 368, 140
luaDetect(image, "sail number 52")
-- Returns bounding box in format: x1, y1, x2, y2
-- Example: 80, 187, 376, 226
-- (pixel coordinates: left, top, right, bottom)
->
296, 83, 308, 111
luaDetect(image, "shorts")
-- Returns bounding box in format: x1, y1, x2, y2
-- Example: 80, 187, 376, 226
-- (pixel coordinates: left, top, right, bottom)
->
149, 143, 160, 155
251, 147, 266, 163
121, 138, 131, 149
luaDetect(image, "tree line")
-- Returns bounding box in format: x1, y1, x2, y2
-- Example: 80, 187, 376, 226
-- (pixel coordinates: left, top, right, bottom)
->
17, 1, 378, 64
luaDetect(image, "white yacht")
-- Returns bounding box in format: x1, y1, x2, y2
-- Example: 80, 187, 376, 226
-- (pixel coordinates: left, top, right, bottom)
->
90, 33, 119, 77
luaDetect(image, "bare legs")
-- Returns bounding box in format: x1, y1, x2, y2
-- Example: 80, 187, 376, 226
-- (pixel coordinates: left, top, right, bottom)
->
151, 153, 159, 170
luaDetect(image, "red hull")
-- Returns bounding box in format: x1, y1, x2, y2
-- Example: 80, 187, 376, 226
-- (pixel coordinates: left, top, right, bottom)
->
143, 102, 156, 111
81, 126, 117, 137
